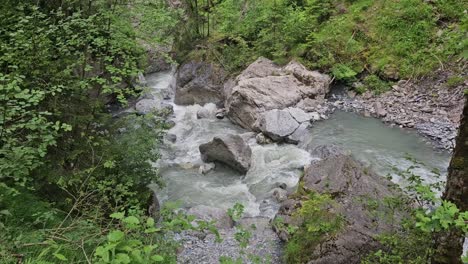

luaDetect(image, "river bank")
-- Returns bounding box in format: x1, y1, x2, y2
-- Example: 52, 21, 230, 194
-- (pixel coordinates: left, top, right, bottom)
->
329, 69, 466, 150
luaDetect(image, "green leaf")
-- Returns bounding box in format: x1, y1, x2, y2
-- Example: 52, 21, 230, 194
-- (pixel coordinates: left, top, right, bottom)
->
144, 227, 161, 234
151, 255, 164, 262
115, 253, 131, 264
110, 212, 125, 220
123, 216, 140, 227
53, 253, 68, 261
146, 217, 155, 227
108, 230, 125, 242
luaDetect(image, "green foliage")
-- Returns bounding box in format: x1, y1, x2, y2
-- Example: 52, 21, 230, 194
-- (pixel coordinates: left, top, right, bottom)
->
0, 0, 181, 262
227, 203, 245, 222
363, 158, 468, 263
331, 64, 358, 82
362, 75, 391, 94
180, 0, 467, 86
285, 192, 344, 263
93, 212, 165, 264
446, 76, 465, 88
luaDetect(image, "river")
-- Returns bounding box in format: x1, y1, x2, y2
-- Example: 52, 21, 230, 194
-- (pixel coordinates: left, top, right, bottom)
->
147, 70, 451, 218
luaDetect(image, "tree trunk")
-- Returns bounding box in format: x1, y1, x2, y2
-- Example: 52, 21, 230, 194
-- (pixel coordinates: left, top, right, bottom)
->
432, 94, 468, 264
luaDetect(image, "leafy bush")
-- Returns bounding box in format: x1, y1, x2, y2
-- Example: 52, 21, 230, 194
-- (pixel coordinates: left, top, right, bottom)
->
285, 192, 344, 263
331, 64, 358, 82
363, 74, 391, 94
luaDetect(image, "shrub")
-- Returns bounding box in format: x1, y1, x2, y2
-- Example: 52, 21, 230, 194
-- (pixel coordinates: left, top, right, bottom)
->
285, 192, 344, 263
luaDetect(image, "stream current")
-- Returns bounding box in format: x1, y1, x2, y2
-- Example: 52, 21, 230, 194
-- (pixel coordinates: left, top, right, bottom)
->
148, 70, 451, 218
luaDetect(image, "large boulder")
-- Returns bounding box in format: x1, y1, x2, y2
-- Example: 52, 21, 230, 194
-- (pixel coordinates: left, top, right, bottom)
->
274, 145, 400, 264
253, 108, 314, 143
254, 109, 300, 142
175, 61, 226, 105
199, 134, 252, 174
225, 58, 330, 129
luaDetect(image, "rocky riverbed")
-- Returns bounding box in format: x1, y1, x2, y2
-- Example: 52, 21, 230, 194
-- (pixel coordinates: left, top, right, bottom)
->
329, 71, 466, 150
135, 57, 463, 263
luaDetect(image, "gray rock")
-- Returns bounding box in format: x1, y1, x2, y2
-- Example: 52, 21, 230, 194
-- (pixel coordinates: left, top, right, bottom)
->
310, 112, 321, 122
283, 60, 330, 96
254, 109, 300, 142
199, 163, 216, 174
197, 107, 211, 119
215, 108, 226, 119
374, 102, 387, 117
165, 133, 177, 143
275, 182, 287, 190
175, 61, 226, 105
308, 144, 349, 158
256, 133, 273, 145
287, 107, 313, 123
286, 122, 310, 144
272, 188, 287, 202
226, 58, 330, 129
199, 134, 252, 174
274, 145, 399, 264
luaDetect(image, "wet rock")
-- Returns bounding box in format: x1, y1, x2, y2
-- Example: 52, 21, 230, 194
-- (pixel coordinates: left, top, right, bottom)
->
199, 163, 216, 174
215, 108, 226, 119
256, 133, 273, 145
307, 144, 349, 158
175, 61, 226, 105
286, 122, 310, 144
199, 134, 252, 174
275, 182, 288, 190
187, 205, 234, 229
254, 109, 300, 142
226, 57, 330, 129
165, 120, 176, 129
197, 107, 211, 119
165, 133, 177, 143
309, 112, 321, 122
272, 188, 287, 202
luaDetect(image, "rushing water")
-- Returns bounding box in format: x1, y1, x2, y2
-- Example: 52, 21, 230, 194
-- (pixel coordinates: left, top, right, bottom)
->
147, 71, 451, 218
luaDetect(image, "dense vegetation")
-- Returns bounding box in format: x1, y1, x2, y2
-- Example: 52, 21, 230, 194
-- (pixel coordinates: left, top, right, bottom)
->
0, 0, 189, 262
1, 0, 467, 263
180, 0, 466, 93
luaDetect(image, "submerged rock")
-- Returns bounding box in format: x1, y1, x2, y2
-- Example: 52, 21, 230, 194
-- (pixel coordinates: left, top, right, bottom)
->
225, 57, 330, 130
199, 134, 252, 174
274, 145, 400, 264
199, 163, 216, 174
175, 61, 226, 105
